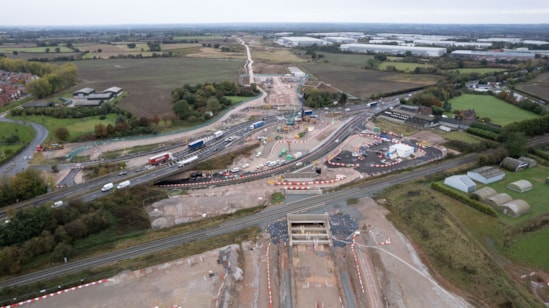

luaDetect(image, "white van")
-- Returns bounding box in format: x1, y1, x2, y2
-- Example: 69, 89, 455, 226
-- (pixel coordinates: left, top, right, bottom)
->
51, 200, 64, 208
101, 183, 114, 192
116, 180, 131, 189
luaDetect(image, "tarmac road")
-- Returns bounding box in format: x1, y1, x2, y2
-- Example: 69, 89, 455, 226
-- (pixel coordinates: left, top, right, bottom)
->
0, 114, 49, 178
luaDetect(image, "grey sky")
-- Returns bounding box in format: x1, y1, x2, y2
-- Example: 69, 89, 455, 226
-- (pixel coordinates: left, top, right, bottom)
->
3, 0, 549, 26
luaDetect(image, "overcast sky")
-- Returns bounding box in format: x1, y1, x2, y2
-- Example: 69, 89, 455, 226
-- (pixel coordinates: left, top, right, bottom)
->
2, 0, 549, 26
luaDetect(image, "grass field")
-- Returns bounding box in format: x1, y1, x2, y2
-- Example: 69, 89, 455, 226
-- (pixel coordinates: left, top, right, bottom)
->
382, 181, 542, 306
438, 130, 485, 144
0, 122, 36, 163
73, 57, 245, 118
449, 94, 539, 125
477, 165, 549, 224
379, 61, 433, 72
446, 68, 509, 75
302, 52, 373, 67
0, 46, 73, 53
8, 114, 117, 142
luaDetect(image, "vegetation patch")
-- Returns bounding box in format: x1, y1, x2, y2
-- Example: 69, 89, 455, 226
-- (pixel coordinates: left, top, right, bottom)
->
380, 182, 541, 307
270, 192, 285, 204
0, 122, 36, 165
449, 94, 539, 126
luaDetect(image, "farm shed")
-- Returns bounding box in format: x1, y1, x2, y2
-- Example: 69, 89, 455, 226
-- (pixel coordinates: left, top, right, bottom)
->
518, 156, 537, 168
73, 87, 95, 98
484, 193, 513, 209
467, 166, 505, 184
500, 157, 528, 172
507, 180, 533, 193
87, 93, 114, 101
501, 200, 530, 218
470, 187, 497, 201
74, 100, 103, 107
103, 86, 123, 96
444, 175, 476, 193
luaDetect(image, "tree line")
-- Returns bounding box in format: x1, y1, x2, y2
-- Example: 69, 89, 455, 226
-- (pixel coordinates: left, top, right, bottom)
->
302, 88, 347, 108
171, 82, 259, 122
0, 169, 49, 207
0, 186, 165, 275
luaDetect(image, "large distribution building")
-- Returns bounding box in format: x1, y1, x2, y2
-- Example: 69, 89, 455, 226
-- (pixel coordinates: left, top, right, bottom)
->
340, 43, 447, 57
451, 50, 536, 60
276, 37, 327, 47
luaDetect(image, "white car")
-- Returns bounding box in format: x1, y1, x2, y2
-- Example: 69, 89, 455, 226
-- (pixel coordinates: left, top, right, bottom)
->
230, 167, 240, 173
241, 163, 250, 169
295, 162, 303, 167
256, 152, 262, 157
256, 164, 264, 169
101, 183, 114, 192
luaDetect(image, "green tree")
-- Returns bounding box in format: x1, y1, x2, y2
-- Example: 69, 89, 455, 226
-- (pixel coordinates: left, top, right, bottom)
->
26, 77, 53, 98
52, 242, 72, 262
8, 169, 48, 202
54, 126, 70, 141
504, 131, 527, 157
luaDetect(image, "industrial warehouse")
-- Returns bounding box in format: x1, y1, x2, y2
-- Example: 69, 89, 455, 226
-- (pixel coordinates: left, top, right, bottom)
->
339, 43, 447, 57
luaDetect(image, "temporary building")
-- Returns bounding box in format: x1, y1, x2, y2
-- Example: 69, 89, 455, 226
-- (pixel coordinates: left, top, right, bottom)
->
518, 156, 537, 168
507, 180, 533, 193
444, 175, 476, 193
470, 187, 497, 201
467, 166, 505, 184
484, 193, 513, 209
501, 199, 530, 218
500, 157, 528, 172
389, 143, 415, 158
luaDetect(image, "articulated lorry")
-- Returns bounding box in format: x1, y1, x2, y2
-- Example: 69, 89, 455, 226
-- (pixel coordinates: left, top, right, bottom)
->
188, 139, 205, 151
148, 152, 173, 165
249, 120, 265, 130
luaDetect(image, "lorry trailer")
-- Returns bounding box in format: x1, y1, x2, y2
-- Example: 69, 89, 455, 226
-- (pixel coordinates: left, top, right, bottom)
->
250, 120, 265, 130
188, 139, 205, 151
148, 152, 174, 165
213, 130, 224, 138
177, 155, 199, 168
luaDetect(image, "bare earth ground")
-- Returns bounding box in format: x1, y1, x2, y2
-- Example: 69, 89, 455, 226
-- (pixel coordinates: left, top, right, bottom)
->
23, 197, 473, 307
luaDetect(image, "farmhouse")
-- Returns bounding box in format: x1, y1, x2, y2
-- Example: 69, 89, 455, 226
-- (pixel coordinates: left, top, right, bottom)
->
444, 175, 476, 193
501, 200, 530, 218
507, 180, 533, 193
73, 87, 95, 98
500, 157, 528, 172
467, 166, 505, 184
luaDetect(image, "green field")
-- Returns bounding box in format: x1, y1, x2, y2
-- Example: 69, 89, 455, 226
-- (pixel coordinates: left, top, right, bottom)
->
446, 68, 508, 75
8, 114, 117, 142
0, 122, 36, 163
477, 166, 549, 224
304, 52, 373, 67
438, 130, 485, 144
449, 94, 538, 125
0, 46, 73, 53
379, 61, 433, 72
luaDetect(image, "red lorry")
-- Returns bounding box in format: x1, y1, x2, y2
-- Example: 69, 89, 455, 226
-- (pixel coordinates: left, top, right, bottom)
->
148, 152, 173, 165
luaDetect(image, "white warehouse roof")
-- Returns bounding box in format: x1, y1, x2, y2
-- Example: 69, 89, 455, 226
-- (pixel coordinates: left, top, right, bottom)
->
340, 43, 446, 57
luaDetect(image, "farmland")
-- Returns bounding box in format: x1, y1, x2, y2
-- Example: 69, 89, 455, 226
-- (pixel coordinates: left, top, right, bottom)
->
0, 45, 73, 53
449, 93, 539, 125
72, 58, 245, 118
516, 72, 549, 102
250, 48, 305, 64
446, 67, 508, 75
301, 62, 442, 98
379, 61, 434, 72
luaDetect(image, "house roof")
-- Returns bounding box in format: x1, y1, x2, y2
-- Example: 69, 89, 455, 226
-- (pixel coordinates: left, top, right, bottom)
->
103, 86, 122, 93
74, 100, 103, 106
87, 93, 113, 100
73, 87, 95, 95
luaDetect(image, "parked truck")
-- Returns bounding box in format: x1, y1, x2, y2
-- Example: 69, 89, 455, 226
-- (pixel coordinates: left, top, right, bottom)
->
148, 152, 173, 165
188, 139, 205, 151
177, 155, 198, 168
303, 109, 313, 116
213, 130, 224, 138
250, 120, 265, 130
367, 102, 378, 108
